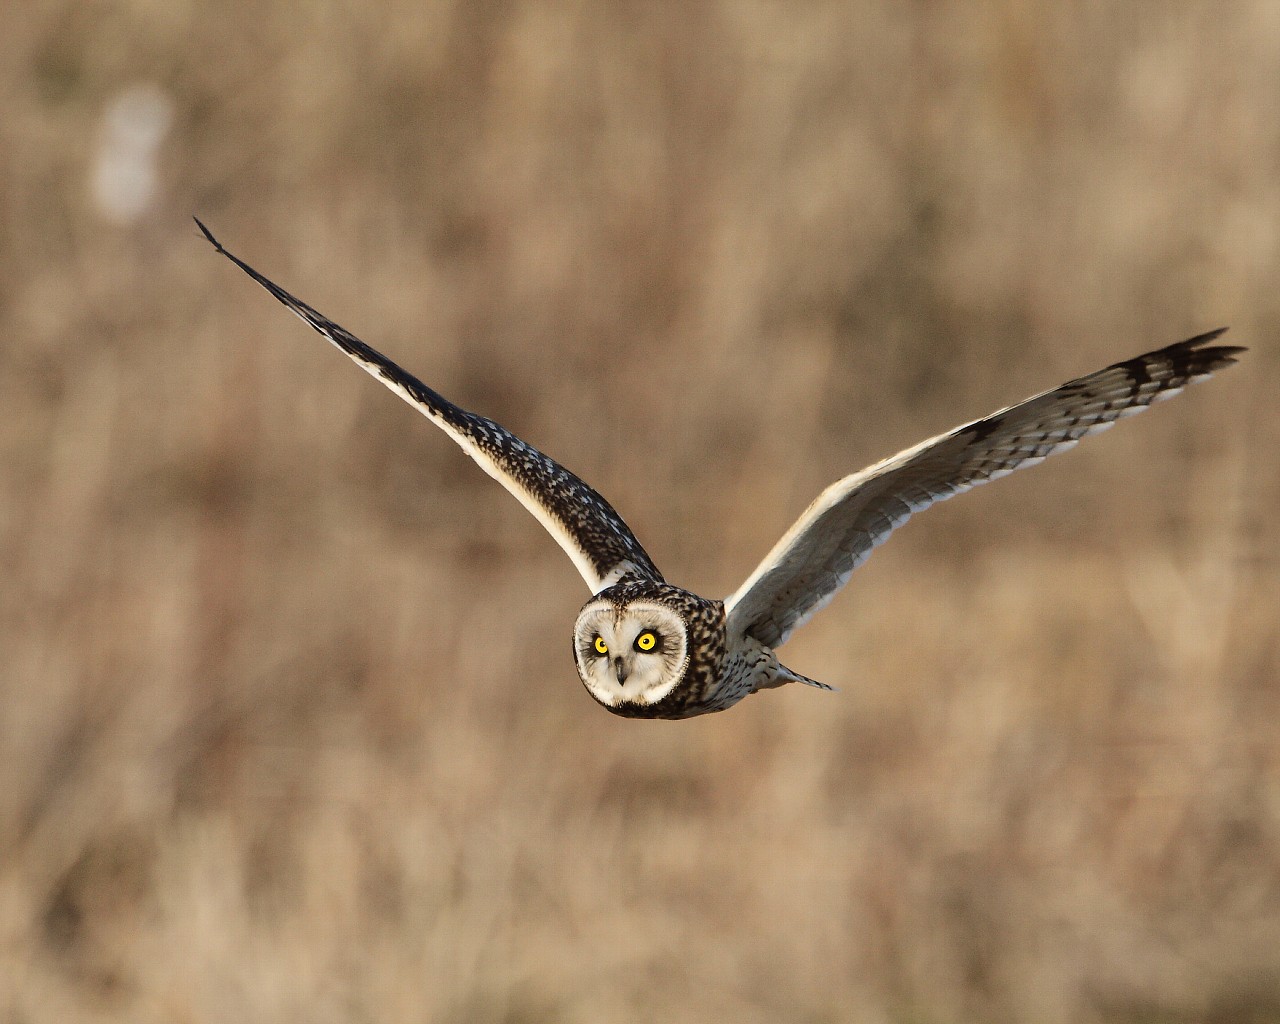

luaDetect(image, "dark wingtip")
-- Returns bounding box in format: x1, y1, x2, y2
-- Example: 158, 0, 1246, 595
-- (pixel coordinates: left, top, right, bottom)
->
1109, 328, 1244, 391
1188, 326, 1230, 345
1172, 327, 1245, 367
193, 216, 223, 253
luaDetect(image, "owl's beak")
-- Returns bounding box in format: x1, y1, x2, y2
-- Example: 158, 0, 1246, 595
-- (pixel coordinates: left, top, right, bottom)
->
613, 657, 630, 684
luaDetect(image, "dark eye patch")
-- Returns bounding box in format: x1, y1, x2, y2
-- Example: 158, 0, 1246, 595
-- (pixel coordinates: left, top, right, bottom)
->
633, 630, 664, 653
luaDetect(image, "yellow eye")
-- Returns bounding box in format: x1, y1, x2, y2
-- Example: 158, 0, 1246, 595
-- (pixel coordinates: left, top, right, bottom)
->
635, 631, 657, 652
593, 636, 608, 656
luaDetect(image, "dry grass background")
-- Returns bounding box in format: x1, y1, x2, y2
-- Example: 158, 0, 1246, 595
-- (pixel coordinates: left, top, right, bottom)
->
2, 2, 1278, 1021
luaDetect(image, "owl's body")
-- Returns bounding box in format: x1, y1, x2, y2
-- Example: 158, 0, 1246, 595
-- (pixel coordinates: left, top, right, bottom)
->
569, 578, 816, 718
198, 219, 1244, 719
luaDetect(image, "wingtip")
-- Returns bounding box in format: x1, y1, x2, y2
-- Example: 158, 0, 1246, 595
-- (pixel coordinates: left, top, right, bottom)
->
193, 215, 223, 252
1173, 326, 1245, 367
1191, 326, 1230, 345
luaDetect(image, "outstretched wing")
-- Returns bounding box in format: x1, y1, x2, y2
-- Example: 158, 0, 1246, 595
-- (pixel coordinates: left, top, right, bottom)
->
725, 331, 1243, 648
196, 219, 661, 593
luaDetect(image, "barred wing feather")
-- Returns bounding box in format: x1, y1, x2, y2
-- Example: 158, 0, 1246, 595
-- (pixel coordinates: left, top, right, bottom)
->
724, 331, 1242, 649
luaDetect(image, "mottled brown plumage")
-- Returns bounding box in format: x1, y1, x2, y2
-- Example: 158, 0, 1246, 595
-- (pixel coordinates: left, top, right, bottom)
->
199, 218, 1243, 719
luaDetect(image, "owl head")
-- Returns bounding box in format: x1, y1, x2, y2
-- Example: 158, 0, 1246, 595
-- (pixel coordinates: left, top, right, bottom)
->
571, 580, 723, 717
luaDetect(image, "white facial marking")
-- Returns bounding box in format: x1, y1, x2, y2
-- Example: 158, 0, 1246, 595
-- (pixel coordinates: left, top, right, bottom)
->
572, 601, 688, 708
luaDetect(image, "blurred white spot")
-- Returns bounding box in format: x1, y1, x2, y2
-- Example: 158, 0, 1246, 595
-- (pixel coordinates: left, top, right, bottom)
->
91, 84, 175, 224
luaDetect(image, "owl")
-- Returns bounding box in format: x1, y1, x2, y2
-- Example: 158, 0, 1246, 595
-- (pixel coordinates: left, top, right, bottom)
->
197, 219, 1243, 719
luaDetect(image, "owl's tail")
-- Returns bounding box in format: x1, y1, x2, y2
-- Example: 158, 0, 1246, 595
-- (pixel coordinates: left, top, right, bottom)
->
761, 663, 837, 693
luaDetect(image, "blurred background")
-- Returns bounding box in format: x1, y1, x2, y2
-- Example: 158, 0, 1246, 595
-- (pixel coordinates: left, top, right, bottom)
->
2, 2, 1277, 1021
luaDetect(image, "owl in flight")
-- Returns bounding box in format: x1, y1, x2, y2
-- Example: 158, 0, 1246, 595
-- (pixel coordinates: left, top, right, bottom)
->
197, 219, 1242, 719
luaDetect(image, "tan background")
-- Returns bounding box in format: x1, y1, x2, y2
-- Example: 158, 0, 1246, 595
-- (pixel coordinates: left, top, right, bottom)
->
2, 2, 1277, 1021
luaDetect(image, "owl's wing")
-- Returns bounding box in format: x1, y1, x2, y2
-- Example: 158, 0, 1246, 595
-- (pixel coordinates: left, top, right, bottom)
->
724, 331, 1243, 649
197, 219, 661, 593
